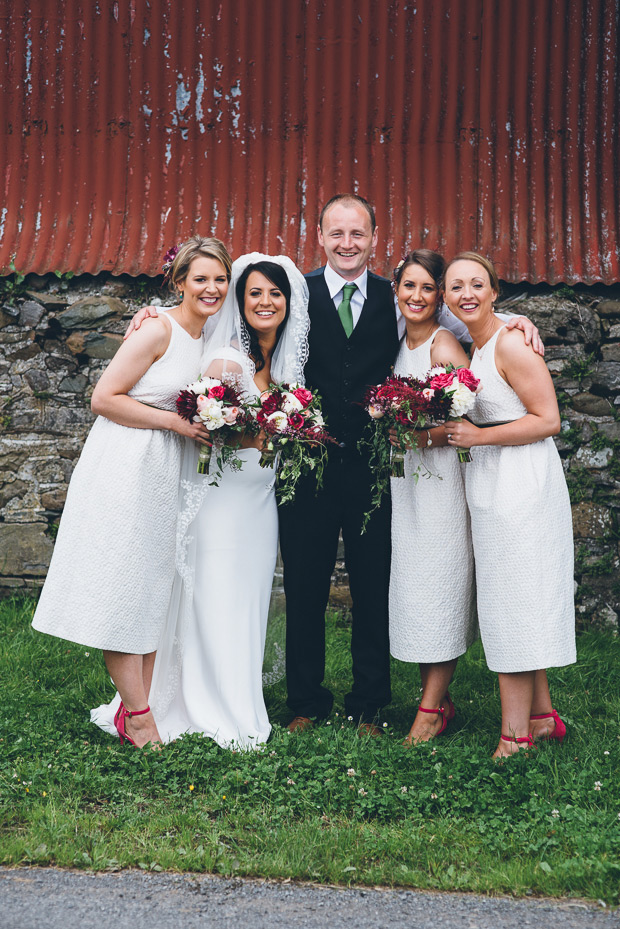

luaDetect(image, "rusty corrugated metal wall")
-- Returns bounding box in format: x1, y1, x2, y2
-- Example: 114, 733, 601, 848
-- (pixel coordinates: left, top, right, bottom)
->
1, 0, 618, 283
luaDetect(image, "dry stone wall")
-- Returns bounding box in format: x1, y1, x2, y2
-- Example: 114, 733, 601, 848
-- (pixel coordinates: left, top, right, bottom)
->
1, 273, 619, 628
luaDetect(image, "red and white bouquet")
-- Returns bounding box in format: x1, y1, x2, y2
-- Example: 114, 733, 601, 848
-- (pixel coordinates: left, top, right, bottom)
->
253, 383, 336, 504
423, 364, 481, 462
176, 375, 256, 476
359, 366, 481, 528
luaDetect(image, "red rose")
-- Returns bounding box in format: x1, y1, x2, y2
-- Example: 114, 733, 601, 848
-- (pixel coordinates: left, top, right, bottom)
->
292, 387, 313, 408
208, 385, 226, 399
289, 412, 305, 429
457, 367, 480, 390
429, 370, 456, 391
256, 410, 267, 425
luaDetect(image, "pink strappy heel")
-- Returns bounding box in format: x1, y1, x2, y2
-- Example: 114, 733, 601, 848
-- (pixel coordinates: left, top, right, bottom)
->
529, 708, 566, 743
115, 704, 151, 747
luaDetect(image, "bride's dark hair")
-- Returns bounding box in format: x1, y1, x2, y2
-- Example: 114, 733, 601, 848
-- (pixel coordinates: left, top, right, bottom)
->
235, 261, 292, 372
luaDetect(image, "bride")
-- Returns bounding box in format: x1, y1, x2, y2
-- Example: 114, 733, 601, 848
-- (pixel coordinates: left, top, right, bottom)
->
92, 254, 310, 749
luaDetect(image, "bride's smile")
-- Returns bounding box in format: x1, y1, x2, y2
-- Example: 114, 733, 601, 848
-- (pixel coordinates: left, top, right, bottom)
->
243, 271, 288, 333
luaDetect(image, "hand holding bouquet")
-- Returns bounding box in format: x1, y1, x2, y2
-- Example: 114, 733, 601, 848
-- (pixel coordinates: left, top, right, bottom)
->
253, 383, 336, 504
176, 375, 256, 477
423, 364, 481, 462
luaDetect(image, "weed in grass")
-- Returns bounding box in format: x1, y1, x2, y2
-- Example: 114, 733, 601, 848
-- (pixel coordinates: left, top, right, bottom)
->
0, 597, 619, 902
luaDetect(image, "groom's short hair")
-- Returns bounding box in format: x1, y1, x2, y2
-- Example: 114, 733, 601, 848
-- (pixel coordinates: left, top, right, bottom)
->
319, 194, 376, 233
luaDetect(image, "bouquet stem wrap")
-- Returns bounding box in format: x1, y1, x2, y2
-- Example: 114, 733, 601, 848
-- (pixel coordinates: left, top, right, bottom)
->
390, 446, 406, 478
197, 443, 212, 475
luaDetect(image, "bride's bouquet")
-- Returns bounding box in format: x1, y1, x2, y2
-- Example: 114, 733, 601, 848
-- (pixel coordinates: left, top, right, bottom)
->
253, 383, 336, 504
176, 376, 256, 477
423, 364, 481, 463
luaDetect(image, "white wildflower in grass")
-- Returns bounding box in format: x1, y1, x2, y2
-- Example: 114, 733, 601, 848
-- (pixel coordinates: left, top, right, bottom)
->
551, 809, 560, 818
358, 788, 368, 797
431, 793, 438, 800
347, 768, 356, 777
347, 716, 353, 721
84, 652, 90, 657
400, 786, 408, 794
382, 722, 388, 728
269, 751, 276, 756
286, 778, 295, 785
604, 751, 610, 755
594, 781, 602, 791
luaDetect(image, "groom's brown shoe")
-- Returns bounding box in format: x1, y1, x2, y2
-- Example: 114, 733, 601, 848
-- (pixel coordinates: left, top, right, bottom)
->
287, 715, 314, 733
357, 722, 383, 738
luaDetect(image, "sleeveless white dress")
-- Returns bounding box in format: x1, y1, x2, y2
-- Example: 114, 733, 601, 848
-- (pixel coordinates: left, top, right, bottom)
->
467, 326, 576, 673
92, 375, 278, 750
32, 315, 204, 653
389, 328, 477, 663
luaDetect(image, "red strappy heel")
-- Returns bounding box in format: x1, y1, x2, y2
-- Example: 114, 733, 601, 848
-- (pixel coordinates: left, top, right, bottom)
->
115, 705, 151, 746
500, 733, 535, 750
529, 708, 566, 743
443, 692, 456, 722
113, 700, 124, 729
417, 704, 448, 736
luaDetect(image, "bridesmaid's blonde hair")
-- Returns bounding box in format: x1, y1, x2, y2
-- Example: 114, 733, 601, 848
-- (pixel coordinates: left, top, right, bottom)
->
169, 237, 232, 289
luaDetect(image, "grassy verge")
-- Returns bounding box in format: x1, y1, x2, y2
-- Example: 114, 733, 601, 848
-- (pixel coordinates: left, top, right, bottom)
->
1, 597, 619, 901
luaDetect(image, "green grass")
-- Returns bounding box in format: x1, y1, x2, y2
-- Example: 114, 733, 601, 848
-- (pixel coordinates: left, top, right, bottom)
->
1, 597, 619, 901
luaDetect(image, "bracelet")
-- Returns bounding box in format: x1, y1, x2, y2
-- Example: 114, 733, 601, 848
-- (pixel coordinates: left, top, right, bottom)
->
426, 429, 432, 447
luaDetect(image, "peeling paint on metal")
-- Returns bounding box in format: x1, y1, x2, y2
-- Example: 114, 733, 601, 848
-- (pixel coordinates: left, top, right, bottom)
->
0, 0, 618, 283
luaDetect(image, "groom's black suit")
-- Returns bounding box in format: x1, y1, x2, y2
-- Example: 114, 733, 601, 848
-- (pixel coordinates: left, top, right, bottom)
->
278, 266, 399, 722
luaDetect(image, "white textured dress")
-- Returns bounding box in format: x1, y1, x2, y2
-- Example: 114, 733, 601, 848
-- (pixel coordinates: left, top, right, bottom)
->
32, 315, 204, 653
467, 326, 576, 673
389, 328, 477, 663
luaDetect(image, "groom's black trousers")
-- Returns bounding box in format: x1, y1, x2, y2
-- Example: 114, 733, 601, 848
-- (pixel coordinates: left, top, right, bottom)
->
278, 446, 392, 723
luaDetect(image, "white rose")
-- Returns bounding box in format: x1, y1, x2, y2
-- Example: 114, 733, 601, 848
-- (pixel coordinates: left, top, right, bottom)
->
368, 404, 384, 419
282, 393, 303, 413
449, 383, 476, 417
267, 410, 289, 432
198, 398, 225, 429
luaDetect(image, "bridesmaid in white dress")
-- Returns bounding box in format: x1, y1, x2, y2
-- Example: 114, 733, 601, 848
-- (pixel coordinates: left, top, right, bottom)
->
33, 237, 232, 748
389, 250, 476, 743
92, 254, 310, 750
443, 252, 575, 758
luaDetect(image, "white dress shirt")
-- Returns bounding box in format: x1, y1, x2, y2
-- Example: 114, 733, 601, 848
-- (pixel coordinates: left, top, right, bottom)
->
323, 263, 368, 328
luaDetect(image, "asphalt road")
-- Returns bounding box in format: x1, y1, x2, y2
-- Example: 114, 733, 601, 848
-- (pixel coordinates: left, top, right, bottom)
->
1, 868, 617, 929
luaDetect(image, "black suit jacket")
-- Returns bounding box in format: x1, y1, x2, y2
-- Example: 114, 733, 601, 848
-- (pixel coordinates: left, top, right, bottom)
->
304, 267, 399, 447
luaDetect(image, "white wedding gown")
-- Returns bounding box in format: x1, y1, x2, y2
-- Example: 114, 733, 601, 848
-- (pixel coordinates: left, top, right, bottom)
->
92, 252, 310, 751
92, 388, 278, 750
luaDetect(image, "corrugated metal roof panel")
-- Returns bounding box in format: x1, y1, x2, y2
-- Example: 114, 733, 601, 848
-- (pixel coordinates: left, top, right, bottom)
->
0, 0, 618, 283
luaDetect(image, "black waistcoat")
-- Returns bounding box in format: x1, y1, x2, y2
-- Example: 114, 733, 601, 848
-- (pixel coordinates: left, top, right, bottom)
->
304, 268, 400, 447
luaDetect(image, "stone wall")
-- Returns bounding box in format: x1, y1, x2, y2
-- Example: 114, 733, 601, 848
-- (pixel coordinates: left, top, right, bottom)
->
1, 273, 619, 627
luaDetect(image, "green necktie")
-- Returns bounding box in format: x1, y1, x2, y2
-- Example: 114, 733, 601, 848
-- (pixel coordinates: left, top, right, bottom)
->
337, 283, 357, 337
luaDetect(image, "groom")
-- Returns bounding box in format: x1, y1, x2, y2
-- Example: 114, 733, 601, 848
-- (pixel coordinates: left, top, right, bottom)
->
279, 194, 397, 734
